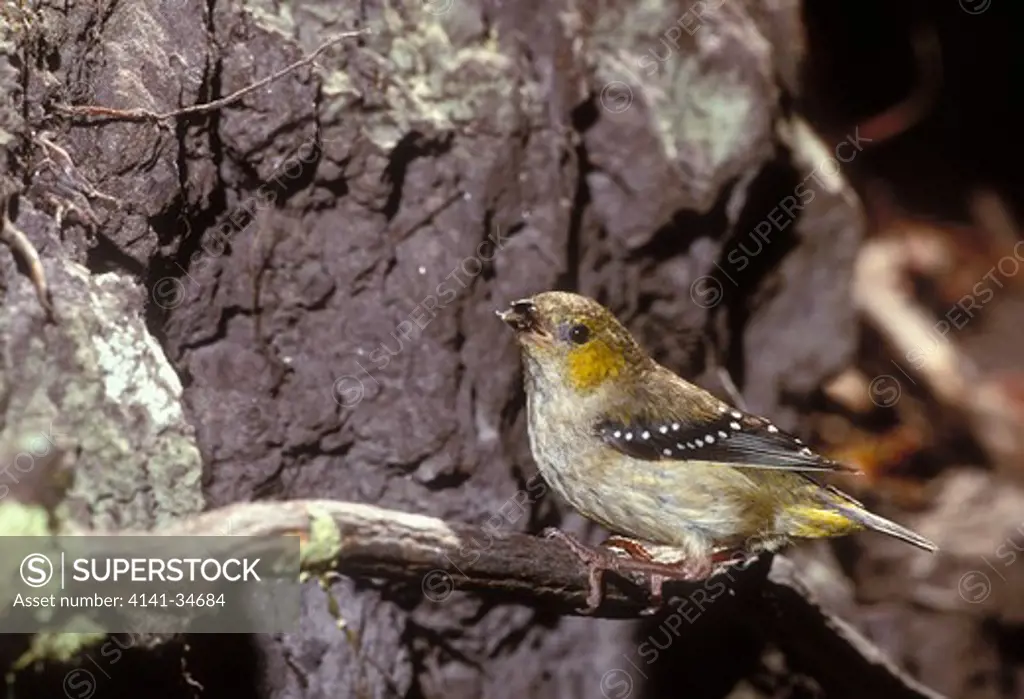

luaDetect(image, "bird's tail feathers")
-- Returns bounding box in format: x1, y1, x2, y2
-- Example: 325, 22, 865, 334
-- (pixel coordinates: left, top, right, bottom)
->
835, 504, 937, 552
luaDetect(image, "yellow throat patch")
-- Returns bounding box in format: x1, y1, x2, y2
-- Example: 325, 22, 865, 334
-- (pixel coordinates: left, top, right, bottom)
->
566, 340, 626, 392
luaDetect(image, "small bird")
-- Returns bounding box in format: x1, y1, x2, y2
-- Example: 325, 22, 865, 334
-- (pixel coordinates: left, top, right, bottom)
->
497, 291, 937, 612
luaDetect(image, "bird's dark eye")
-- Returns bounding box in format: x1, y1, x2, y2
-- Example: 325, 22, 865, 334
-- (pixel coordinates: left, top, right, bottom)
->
569, 323, 591, 345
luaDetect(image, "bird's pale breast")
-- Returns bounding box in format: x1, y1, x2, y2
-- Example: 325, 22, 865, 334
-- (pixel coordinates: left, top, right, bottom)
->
527, 385, 779, 554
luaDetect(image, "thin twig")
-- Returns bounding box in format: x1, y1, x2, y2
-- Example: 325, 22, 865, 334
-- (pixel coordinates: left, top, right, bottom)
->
1, 209, 55, 322
56, 29, 371, 123
855, 25, 942, 143
35, 133, 119, 206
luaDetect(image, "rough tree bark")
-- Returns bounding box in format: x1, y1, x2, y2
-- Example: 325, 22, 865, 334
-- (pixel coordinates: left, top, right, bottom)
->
0, 1, 939, 698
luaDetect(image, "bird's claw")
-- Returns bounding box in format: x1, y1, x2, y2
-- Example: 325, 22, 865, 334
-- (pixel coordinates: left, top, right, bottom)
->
545, 529, 726, 614
543, 528, 609, 613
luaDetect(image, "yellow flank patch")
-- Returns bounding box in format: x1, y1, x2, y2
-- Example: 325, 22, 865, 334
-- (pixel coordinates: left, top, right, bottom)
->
566, 340, 625, 391
787, 506, 862, 539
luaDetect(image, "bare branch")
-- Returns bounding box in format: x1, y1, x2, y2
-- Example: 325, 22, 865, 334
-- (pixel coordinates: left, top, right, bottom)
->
66, 499, 944, 698
55, 30, 370, 123
765, 557, 946, 699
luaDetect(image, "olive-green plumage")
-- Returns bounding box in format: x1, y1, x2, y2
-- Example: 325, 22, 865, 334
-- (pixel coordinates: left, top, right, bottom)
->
498, 291, 936, 570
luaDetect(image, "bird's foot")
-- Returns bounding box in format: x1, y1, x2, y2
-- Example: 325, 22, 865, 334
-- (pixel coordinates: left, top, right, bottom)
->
543, 527, 615, 614
543, 529, 686, 613
604, 536, 716, 614
544, 530, 753, 615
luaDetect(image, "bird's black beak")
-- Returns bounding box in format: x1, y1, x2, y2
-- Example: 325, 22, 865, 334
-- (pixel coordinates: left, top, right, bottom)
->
496, 299, 540, 335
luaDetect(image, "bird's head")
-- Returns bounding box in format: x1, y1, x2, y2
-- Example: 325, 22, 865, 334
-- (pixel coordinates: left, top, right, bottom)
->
496, 291, 648, 395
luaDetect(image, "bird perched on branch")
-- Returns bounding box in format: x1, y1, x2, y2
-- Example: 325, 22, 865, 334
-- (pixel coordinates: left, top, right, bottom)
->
497, 291, 937, 613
